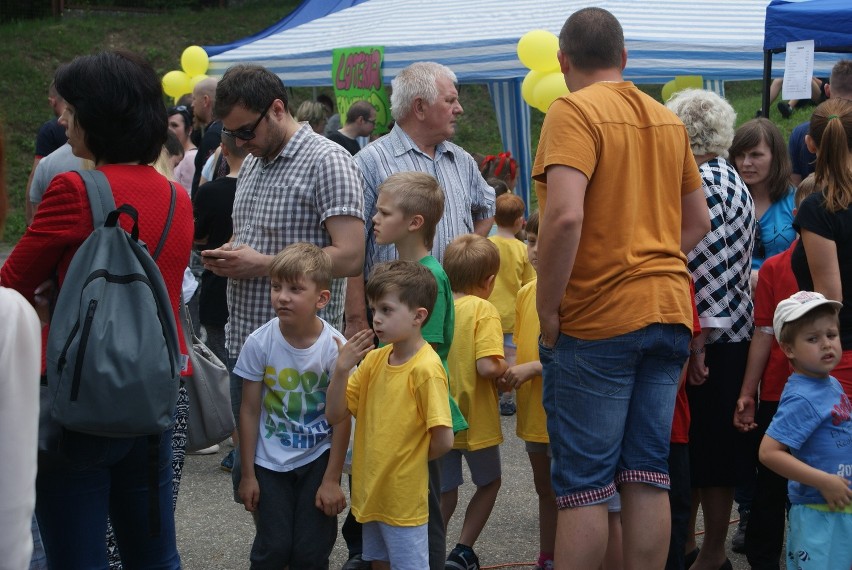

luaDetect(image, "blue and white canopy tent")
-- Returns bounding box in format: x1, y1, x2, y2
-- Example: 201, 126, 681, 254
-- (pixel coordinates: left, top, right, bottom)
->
761, 0, 852, 118
205, 0, 834, 206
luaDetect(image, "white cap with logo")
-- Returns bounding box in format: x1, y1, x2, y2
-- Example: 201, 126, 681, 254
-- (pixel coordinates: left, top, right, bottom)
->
773, 291, 843, 341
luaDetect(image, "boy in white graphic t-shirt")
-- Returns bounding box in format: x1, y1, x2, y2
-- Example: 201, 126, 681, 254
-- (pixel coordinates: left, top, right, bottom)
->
235, 242, 351, 569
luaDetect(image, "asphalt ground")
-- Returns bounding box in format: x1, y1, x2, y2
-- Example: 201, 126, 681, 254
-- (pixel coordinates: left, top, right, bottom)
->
175, 414, 754, 569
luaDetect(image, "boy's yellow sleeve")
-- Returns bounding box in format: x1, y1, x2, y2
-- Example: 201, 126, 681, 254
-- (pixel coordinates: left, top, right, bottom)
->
415, 372, 452, 431
345, 357, 368, 419
475, 302, 505, 360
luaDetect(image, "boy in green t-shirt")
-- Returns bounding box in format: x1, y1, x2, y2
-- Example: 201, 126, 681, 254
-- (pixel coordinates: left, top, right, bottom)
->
371, 171, 465, 431
343, 171, 465, 569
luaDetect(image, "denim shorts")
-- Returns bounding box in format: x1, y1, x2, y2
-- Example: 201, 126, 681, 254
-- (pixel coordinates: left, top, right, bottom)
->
540, 323, 690, 509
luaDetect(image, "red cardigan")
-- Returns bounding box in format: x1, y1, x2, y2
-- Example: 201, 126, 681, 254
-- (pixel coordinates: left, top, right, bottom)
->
1, 164, 194, 368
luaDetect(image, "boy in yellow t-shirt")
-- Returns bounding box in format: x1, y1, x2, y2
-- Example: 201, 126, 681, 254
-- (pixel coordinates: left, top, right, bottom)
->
327, 261, 454, 570
440, 234, 508, 569
488, 193, 535, 417
500, 212, 556, 570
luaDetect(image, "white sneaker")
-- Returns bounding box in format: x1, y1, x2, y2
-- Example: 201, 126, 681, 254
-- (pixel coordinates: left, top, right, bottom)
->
188, 444, 220, 455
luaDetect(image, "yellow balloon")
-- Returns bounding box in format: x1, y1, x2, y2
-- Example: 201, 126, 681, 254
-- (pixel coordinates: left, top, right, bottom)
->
674, 75, 703, 90
661, 79, 677, 102
517, 30, 560, 73
522, 70, 546, 107
533, 72, 569, 112
181, 45, 209, 77
189, 74, 209, 91
162, 70, 191, 98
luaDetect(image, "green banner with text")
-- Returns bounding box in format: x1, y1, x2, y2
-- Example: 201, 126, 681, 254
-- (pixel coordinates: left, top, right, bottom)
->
332, 46, 391, 134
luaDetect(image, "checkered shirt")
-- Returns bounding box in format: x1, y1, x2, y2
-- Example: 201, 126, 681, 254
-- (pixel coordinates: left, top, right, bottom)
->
354, 124, 495, 277
687, 157, 754, 343
226, 124, 364, 359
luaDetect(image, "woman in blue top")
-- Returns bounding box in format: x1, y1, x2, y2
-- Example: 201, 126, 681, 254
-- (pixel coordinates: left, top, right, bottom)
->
730, 119, 797, 278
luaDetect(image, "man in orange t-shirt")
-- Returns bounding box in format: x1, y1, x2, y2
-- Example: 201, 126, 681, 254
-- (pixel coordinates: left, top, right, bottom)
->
532, 7, 710, 568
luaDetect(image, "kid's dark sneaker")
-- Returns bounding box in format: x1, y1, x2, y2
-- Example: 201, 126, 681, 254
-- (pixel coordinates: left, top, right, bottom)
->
445, 544, 480, 570
219, 449, 235, 472
731, 509, 749, 553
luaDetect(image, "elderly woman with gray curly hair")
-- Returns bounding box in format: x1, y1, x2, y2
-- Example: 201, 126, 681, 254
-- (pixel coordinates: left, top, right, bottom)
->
666, 88, 756, 570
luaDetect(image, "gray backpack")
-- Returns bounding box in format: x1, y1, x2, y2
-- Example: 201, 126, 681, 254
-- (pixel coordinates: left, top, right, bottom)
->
46, 169, 181, 438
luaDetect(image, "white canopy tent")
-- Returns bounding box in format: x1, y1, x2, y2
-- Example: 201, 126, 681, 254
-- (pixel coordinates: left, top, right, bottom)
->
207, 0, 836, 205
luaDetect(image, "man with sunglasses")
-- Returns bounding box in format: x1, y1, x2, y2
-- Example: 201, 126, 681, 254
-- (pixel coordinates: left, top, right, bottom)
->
200, 64, 365, 499
191, 77, 222, 196
327, 100, 376, 156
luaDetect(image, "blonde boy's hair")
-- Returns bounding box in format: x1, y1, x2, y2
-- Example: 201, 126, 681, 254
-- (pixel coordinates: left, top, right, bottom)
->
494, 193, 525, 227
269, 242, 332, 290
378, 172, 445, 248
366, 260, 437, 322
443, 234, 500, 293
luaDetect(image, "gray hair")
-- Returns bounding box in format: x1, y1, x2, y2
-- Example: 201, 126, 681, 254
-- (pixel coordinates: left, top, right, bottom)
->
666, 88, 736, 158
390, 62, 458, 122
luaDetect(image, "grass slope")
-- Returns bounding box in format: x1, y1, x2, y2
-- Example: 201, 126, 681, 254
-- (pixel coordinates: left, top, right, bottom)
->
0, 0, 300, 243
0, 2, 815, 245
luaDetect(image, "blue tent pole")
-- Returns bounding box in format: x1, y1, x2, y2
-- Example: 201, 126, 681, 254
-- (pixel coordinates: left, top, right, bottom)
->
487, 79, 532, 215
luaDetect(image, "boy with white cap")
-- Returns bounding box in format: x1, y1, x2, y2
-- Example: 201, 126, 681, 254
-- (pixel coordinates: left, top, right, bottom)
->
759, 291, 852, 568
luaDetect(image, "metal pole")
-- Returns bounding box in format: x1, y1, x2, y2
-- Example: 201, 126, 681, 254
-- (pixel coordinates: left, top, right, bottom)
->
761, 50, 773, 118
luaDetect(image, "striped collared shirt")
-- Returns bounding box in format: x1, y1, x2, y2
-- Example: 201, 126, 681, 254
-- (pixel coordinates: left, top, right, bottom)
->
354, 124, 495, 278
227, 123, 364, 359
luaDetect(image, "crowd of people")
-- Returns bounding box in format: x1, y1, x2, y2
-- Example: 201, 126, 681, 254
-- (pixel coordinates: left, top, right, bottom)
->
2, 6, 852, 570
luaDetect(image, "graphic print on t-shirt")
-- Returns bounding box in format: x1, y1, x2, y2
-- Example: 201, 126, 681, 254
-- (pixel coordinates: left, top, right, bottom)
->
262, 366, 330, 449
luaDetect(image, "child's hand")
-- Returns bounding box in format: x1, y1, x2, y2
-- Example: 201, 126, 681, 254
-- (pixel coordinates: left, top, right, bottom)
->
733, 396, 758, 432
238, 475, 260, 512
334, 329, 374, 372
817, 474, 852, 510
315, 480, 347, 517
495, 376, 511, 391
502, 362, 539, 388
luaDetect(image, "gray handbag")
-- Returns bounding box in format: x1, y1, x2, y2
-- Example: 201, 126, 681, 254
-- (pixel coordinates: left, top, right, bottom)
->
179, 302, 234, 452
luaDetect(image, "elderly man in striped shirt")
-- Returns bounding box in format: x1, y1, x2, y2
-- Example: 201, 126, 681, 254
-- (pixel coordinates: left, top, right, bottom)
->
341, 61, 495, 570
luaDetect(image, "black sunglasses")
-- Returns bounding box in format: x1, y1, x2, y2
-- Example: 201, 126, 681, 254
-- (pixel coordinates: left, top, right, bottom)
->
222, 102, 273, 141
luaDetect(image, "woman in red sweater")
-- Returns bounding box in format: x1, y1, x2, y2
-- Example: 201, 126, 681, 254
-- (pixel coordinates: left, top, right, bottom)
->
0, 51, 193, 568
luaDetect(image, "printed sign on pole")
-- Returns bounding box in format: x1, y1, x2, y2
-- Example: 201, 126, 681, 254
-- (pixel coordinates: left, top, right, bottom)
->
332, 46, 392, 134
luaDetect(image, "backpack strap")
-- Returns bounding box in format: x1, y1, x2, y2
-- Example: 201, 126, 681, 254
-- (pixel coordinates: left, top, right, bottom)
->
151, 182, 177, 262
75, 169, 116, 229
76, 170, 176, 261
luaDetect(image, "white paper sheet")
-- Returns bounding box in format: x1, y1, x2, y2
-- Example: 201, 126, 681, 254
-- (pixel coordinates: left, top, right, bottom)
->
782, 40, 815, 100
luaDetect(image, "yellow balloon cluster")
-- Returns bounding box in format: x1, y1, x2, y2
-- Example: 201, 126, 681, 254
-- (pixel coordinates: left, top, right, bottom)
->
517, 30, 568, 113
162, 46, 210, 101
